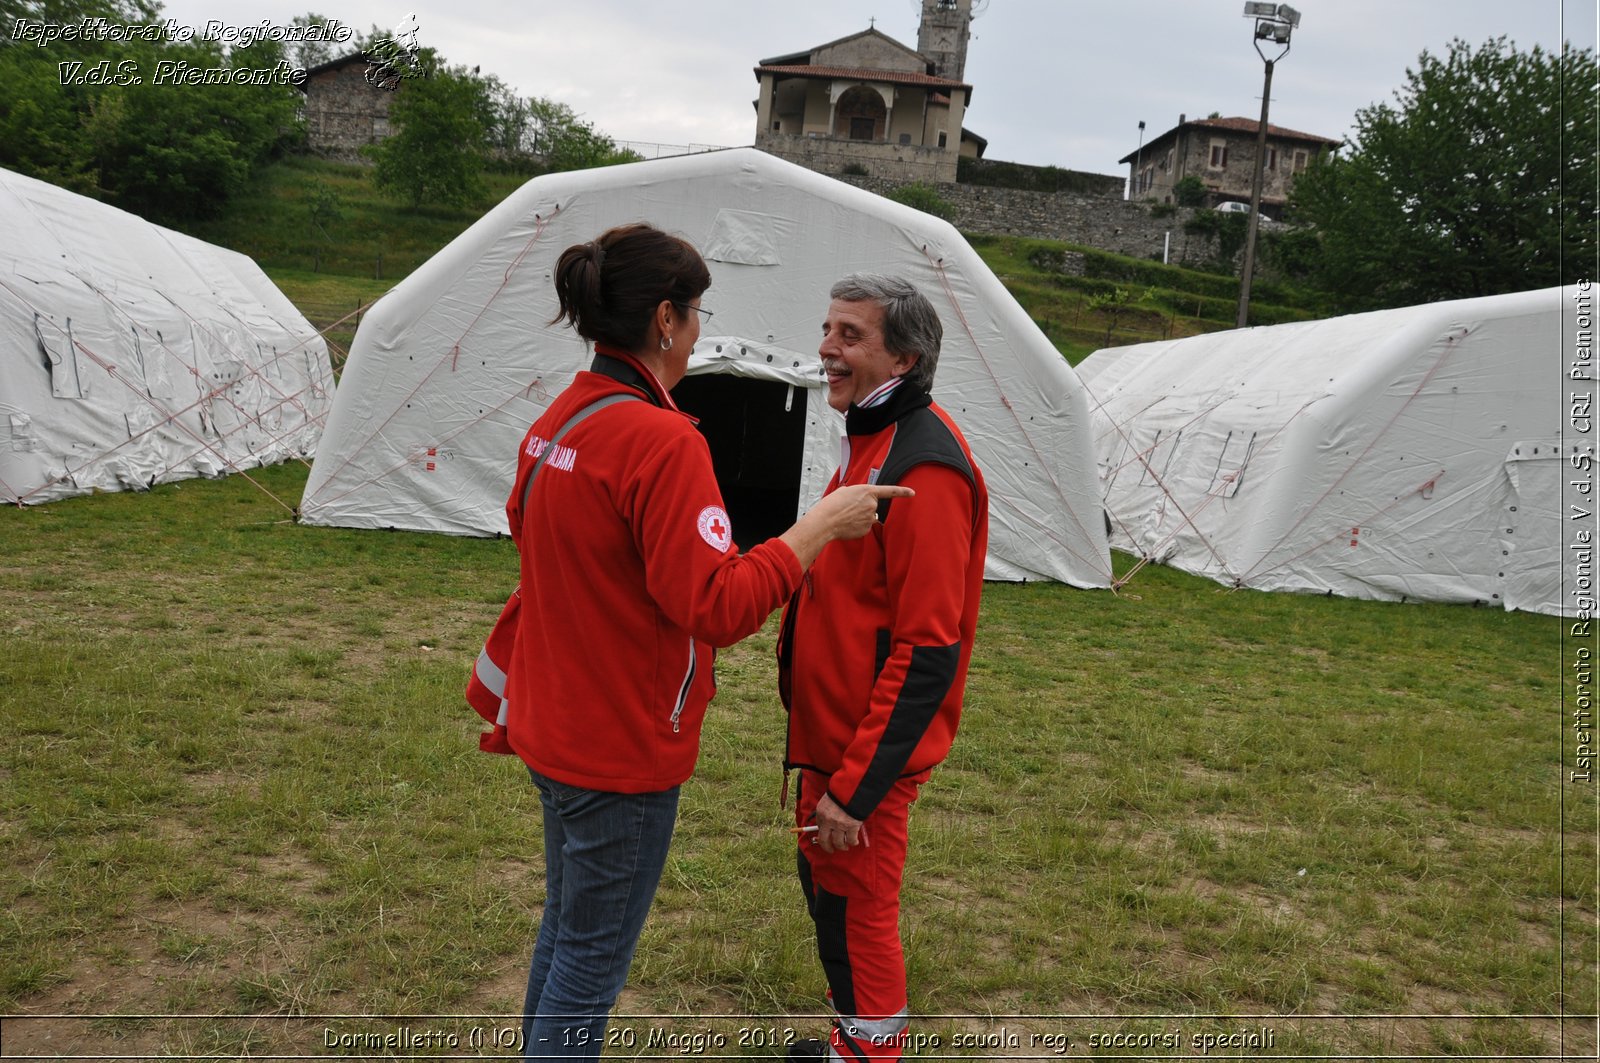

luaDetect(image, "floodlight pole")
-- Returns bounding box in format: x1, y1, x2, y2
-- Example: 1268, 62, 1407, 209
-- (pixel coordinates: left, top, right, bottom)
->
1235, 57, 1275, 328
1132, 119, 1145, 200
1236, 6, 1295, 329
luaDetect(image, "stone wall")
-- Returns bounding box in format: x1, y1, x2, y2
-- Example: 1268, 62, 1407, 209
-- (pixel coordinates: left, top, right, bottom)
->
302, 60, 396, 162
758, 132, 957, 184
836, 174, 1220, 269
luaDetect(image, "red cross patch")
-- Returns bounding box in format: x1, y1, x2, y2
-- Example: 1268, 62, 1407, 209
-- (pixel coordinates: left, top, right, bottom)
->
697, 505, 733, 553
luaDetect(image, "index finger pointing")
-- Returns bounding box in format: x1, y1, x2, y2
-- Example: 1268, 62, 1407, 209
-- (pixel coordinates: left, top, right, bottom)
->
866, 485, 915, 498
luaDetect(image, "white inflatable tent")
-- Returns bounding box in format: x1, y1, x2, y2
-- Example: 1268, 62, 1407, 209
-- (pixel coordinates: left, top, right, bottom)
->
0, 167, 333, 505
1077, 286, 1577, 614
301, 148, 1111, 586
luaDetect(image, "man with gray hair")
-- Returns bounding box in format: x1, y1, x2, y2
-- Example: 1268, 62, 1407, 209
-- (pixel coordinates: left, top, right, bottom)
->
778, 274, 989, 1062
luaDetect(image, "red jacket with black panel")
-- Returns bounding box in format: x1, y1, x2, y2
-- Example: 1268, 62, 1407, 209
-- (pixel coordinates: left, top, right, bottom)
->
778, 386, 988, 820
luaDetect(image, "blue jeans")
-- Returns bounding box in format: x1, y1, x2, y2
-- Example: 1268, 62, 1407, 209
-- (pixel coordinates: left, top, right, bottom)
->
522, 769, 679, 1060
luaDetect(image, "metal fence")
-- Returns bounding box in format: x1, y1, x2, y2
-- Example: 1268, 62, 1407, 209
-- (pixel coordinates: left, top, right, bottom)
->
612, 140, 733, 160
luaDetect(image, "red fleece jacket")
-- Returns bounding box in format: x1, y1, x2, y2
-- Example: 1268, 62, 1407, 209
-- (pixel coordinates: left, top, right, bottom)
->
502, 347, 802, 793
779, 395, 988, 820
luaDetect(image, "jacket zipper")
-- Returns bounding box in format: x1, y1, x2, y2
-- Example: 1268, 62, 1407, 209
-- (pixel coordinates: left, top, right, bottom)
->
779, 586, 803, 806
670, 636, 695, 734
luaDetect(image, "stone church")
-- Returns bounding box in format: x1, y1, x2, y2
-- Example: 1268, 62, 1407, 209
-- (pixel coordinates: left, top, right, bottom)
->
753, 0, 987, 183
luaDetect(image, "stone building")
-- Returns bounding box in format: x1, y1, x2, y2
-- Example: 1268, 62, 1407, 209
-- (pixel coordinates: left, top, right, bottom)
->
1121, 115, 1339, 217
299, 52, 401, 161
752, 0, 986, 184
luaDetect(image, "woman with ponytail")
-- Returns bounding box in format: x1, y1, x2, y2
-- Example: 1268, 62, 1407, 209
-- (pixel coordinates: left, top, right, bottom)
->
503, 223, 909, 1059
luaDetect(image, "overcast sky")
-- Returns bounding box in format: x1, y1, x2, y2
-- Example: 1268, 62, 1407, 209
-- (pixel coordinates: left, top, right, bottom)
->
142, 0, 1597, 175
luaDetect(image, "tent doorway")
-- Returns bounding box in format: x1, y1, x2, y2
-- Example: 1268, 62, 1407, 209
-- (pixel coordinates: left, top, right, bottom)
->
1498, 444, 1563, 614
672, 373, 809, 551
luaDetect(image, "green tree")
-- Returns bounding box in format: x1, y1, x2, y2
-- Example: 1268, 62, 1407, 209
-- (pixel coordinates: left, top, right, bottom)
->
84, 37, 302, 221
366, 57, 493, 207
0, 0, 161, 194
527, 97, 640, 171
1087, 285, 1155, 346
1291, 37, 1597, 310
287, 11, 343, 71
479, 74, 532, 156
0, 47, 102, 194
1, 0, 302, 221
0, 0, 159, 40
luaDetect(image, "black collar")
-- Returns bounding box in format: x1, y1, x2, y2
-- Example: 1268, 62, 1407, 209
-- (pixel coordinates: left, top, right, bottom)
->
591, 352, 662, 406
844, 382, 933, 436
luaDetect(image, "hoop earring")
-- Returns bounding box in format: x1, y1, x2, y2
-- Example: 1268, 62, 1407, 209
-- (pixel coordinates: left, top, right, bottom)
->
660, 335, 673, 352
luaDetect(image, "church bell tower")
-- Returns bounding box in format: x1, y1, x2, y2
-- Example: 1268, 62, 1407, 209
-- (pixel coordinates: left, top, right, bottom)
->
917, 0, 973, 82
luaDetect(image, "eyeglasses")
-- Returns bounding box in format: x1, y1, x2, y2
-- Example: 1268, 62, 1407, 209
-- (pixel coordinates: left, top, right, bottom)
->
681, 303, 713, 322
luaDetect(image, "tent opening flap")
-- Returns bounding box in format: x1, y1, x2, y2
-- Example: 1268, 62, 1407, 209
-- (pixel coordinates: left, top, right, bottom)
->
671, 373, 807, 552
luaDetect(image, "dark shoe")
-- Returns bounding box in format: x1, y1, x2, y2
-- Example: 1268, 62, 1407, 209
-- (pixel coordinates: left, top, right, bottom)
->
786, 1037, 827, 1060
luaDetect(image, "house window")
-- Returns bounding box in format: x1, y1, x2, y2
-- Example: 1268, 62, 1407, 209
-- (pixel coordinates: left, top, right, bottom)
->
937, 130, 948, 148
1208, 140, 1228, 169
1294, 150, 1309, 172
1265, 147, 1278, 172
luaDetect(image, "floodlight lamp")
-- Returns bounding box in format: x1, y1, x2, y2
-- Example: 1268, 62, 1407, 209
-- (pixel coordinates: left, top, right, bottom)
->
1254, 18, 1291, 42
1243, 2, 1277, 16
1276, 4, 1301, 27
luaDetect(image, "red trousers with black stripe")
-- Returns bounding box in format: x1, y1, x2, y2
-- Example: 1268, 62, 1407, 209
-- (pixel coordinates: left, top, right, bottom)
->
796, 770, 924, 1061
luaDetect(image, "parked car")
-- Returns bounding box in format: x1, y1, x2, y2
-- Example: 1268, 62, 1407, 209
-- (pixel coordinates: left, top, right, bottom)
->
1216, 201, 1252, 214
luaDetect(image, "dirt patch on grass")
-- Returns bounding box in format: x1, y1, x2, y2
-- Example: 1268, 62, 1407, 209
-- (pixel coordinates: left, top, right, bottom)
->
461, 954, 529, 1016
2, 901, 293, 1056
1182, 811, 1270, 840
2, 1012, 172, 1060
1173, 873, 1306, 925
241, 842, 332, 895
183, 767, 259, 802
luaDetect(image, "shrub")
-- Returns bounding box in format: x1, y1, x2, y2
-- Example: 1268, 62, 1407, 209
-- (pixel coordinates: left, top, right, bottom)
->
886, 182, 955, 221
957, 157, 1123, 195
1173, 175, 1207, 207
1183, 209, 1250, 269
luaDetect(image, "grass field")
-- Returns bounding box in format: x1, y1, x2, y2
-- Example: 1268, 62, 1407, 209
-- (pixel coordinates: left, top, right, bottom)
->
267, 269, 395, 370
1, 459, 1592, 1059
3, 152, 1593, 1059
181, 156, 530, 282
